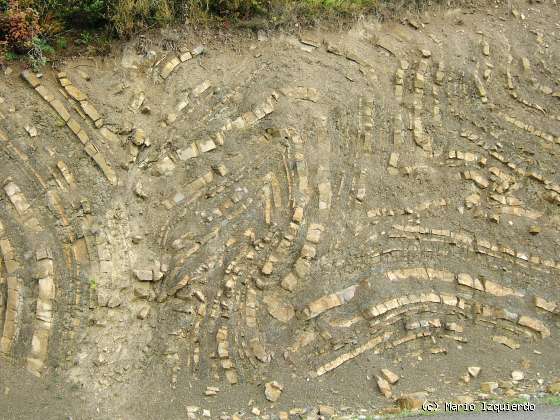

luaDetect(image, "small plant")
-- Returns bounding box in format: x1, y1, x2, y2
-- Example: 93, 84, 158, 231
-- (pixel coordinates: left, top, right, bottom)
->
89, 278, 97, 290
4, 49, 17, 60
75, 30, 93, 45
32, 36, 53, 53
55, 35, 67, 49
27, 36, 53, 70
87, 32, 111, 55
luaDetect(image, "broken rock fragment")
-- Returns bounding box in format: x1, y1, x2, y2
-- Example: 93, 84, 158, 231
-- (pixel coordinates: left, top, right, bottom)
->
468, 366, 481, 378
25, 125, 38, 137
134, 269, 153, 282
480, 382, 499, 393
376, 376, 392, 398
492, 335, 520, 350
153, 156, 175, 176
137, 304, 150, 319
264, 381, 283, 402
381, 368, 400, 384
250, 338, 270, 363
397, 392, 427, 410
511, 371, 524, 381
263, 295, 295, 323
548, 382, 560, 394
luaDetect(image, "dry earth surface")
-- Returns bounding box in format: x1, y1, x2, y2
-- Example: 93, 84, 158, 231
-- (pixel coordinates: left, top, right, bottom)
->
1, 1, 560, 419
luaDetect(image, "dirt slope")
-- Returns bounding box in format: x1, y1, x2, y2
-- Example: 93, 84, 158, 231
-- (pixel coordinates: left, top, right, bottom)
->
1, 1, 560, 419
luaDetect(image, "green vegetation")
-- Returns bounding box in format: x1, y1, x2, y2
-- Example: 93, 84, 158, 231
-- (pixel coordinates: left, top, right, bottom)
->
1, 0, 443, 65
541, 395, 560, 407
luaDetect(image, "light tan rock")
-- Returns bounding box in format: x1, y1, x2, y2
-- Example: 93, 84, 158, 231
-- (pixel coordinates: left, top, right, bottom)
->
80, 101, 101, 122
192, 80, 211, 97
261, 261, 273, 275
34, 85, 54, 102
318, 405, 335, 416
21, 70, 41, 87
397, 392, 427, 410
521, 57, 531, 73
292, 207, 304, 224
303, 293, 343, 320
300, 244, 316, 260
468, 366, 481, 378
134, 269, 154, 281
205, 386, 219, 396
66, 119, 82, 136
192, 45, 204, 55
480, 382, 498, 393
177, 143, 199, 160
65, 85, 87, 102
264, 381, 283, 402
548, 382, 560, 394
482, 40, 490, 56
154, 156, 176, 176
465, 193, 481, 208
376, 376, 392, 398
529, 225, 541, 235
250, 338, 270, 363
25, 125, 38, 137
212, 164, 228, 177
294, 258, 310, 278
381, 368, 400, 385
137, 304, 150, 319
306, 224, 324, 244
179, 51, 192, 62
388, 152, 399, 168
492, 335, 520, 350
50, 100, 70, 121
76, 129, 89, 145
99, 127, 120, 144
511, 371, 524, 381
161, 57, 180, 79
197, 139, 216, 153
263, 295, 294, 323
483, 279, 522, 297
534, 296, 557, 312
281, 273, 297, 292
518, 315, 551, 337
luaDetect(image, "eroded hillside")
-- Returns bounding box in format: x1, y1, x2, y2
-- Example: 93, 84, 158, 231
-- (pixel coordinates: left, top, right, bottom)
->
1, 2, 560, 419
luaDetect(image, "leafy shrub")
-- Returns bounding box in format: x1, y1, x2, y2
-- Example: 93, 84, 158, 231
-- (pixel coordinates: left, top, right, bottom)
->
0, 0, 452, 60
28, 35, 53, 69
0, 0, 40, 53
37, 0, 108, 27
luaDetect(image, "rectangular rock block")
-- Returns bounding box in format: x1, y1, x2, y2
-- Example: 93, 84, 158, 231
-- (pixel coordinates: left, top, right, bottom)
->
35, 86, 54, 103
66, 118, 81, 135
21, 70, 41, 88
80, 101, 101, 122
65, 85, 87, 102
518, 316, 550, 337
50, 100, 70, 122
161, 57, 181, 79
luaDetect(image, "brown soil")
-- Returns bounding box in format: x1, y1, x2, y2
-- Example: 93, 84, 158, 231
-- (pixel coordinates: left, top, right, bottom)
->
1, 1, 560, 419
